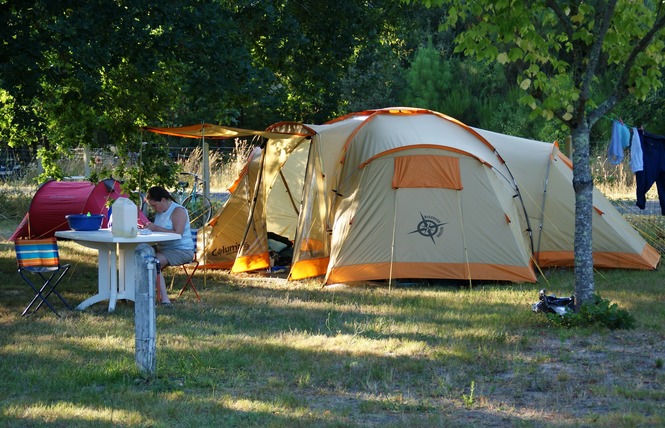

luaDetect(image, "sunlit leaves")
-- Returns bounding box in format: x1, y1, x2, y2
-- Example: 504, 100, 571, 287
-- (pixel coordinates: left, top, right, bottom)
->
409, 0, 665, 129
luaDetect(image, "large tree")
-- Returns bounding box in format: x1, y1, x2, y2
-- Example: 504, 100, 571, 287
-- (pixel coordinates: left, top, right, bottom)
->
0, 0, 260, 183
237, 0, 431, 124
406, 0, 665, 307
0, 0, 430, 184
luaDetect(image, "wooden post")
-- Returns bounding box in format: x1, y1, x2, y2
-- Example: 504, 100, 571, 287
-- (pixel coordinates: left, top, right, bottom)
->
83, 145, 91, 178
134, 244, 156, 376
37, 145, 44, 175
203, 140, 210, 200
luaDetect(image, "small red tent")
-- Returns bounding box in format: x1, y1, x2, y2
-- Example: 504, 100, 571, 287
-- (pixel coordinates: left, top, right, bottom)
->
9, 178, 146, 241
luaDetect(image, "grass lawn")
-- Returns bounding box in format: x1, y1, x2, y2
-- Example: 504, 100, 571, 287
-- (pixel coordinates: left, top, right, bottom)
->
0, 237, 664, 427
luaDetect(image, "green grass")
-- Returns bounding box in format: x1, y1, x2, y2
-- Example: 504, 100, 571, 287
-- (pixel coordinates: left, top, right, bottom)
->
1, 170, 665, 427
1, 239, 664, 427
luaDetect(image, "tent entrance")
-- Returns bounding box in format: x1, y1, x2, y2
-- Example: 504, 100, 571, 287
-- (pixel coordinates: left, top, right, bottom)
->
232, 138, 316, 274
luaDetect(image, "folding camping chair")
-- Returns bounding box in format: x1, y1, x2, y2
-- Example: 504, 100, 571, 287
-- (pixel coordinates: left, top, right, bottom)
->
14, 237, 72, 317
176, 229, 200, 301
157, 229, 200, 301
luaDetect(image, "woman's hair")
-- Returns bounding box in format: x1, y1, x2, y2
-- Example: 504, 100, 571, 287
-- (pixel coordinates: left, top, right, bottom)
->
146, 186, 176, 202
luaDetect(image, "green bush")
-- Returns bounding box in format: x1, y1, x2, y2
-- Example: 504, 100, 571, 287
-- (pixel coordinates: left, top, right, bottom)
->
548, 294, 636, 330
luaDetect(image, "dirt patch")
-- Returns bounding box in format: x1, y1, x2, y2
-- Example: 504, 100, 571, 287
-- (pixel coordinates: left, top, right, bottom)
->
455, 330, 665, 426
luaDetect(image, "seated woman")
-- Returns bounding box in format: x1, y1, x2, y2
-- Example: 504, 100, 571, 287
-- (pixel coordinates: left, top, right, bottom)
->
143, 186, 195, 306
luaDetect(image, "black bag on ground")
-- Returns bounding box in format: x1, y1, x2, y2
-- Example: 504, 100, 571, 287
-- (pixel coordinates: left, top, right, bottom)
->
532, 289, 575, 316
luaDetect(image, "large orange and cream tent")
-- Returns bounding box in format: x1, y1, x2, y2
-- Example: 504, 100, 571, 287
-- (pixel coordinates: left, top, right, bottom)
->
191, 108, 659, 284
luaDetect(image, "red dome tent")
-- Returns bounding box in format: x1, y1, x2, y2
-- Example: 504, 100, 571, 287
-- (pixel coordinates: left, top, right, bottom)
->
9, 178, 146, 241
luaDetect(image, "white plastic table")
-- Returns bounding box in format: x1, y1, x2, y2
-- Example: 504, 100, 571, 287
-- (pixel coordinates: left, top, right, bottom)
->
55, 229, 180, 312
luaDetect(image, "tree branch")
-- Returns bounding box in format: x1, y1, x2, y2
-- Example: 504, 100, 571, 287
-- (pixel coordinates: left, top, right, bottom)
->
590, 5, 665, 126
577, 1, 617, 126
613, 8, 665, 100
545, 0, 574, 41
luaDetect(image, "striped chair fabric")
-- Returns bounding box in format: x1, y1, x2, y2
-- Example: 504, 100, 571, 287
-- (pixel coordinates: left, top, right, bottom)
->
14, 237, 72, 317
16, 238, 62, 270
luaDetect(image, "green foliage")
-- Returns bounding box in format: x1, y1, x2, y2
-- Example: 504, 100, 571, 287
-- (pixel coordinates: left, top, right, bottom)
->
404, 39, 519, 128
111, 140, 180, 203
419, 1, 665, 129
237, 0, 430, 123
461, 380, 476, 409
0, 0, 262, 183
1, 1, 438, 184
548, 294, 636, 330
338, 45, 407, 113
404, 38, 450, 112
35, 145, 68, 182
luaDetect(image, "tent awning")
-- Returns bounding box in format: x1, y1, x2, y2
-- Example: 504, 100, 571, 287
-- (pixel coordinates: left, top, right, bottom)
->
141, 123, 300, 140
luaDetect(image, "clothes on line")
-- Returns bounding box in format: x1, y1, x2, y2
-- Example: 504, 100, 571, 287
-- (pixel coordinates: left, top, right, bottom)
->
636, 129, 665, 215
605, 120, 665, 215
630, 127, 643, 173
607, 120, 631, 165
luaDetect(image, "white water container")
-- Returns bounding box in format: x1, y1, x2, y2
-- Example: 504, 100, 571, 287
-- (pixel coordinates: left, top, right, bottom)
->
111, 197, 138, 238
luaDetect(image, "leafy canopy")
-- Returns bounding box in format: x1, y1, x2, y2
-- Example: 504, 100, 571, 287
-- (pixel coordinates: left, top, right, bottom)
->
406, 1, 665, 129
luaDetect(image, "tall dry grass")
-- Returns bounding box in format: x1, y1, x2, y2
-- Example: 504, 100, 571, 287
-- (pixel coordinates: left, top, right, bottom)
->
591, 153, 658, 200
178, 138, 256, 192
591, 154, 665, 253
15, 141, 256, 194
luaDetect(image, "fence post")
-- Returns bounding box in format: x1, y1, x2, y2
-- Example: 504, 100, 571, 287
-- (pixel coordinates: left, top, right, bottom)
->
83, 145, 91, 178
134, 243, 156, 376
203, 140, 210, 200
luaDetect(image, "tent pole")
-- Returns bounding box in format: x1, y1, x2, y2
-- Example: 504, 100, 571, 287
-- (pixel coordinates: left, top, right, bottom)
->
200, 125, 209, 285
237, 142, 268, 257
457, 190, 472, 288
535, 145, 555, 265
389, 188, 398, 291
138, 130, 144, 210
202, 125, 210, 200
489, 153, 535, 258
278, 169, 300, 216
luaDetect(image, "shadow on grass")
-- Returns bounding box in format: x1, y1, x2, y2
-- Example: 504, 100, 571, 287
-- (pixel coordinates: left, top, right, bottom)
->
1, 240, 664, 426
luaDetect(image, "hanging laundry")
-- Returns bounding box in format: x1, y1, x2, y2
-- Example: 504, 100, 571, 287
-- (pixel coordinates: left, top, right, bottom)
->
630, 127, 643, 173
608, 120, 631, 165
635, 129, 665, 215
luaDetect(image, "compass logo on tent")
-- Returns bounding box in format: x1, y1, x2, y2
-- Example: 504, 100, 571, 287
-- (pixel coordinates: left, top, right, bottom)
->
409, 212, 446, 244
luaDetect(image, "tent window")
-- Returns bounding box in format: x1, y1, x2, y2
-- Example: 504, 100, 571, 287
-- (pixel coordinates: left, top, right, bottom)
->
392, 155, 462, 189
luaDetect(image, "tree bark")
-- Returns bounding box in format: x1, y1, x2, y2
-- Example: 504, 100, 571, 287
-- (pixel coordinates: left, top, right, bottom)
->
571, 124, 595, 309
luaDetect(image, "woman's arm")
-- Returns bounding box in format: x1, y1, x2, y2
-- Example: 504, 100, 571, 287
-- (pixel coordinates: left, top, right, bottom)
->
169, 206, 188, 235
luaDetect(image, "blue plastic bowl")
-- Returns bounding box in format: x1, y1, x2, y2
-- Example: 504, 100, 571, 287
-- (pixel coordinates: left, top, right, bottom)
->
66, 214, 104, 231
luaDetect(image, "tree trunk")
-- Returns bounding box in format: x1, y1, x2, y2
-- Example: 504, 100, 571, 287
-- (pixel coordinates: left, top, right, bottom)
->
571, 124, 595, 310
